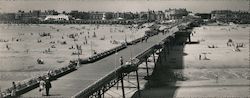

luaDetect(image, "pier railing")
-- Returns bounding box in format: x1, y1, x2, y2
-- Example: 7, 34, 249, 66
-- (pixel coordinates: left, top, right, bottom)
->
1, 62, 77, 98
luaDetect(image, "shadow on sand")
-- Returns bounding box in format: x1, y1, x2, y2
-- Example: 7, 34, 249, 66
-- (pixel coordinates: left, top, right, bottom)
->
132, 33, 189, 98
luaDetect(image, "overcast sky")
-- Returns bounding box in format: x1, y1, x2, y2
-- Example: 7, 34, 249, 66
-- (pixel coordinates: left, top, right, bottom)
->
0, 0, 249, 13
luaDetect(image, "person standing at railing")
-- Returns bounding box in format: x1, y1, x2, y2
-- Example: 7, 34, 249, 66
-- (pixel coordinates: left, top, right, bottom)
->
45, 77, 52, 96
11, 81, 16, 97
120, 56, 124, 66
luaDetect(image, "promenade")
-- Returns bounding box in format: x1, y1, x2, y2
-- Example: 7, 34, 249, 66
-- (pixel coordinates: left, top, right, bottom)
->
20, 23, 180, 97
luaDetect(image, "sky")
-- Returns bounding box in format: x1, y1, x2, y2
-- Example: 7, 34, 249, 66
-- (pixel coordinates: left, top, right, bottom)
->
0, 0, 249, 13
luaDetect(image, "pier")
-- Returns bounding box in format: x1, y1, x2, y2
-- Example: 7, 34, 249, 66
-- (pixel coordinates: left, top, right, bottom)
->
4, 20, 195, 98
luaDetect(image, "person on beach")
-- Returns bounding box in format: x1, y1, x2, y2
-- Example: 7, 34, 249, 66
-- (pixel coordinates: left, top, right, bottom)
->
39, 78, 45, 96
120, 56, 124, 66
6, 44, 9, 50
45, 77, 52, 96
199, 54, 201, 60
215, 75, 219, 83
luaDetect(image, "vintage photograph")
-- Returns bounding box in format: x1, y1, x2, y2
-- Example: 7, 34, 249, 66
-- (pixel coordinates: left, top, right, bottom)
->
0, 0, 249, 98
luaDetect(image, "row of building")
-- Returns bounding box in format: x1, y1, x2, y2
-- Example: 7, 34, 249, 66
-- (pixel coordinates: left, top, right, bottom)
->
0, 8, 189, 22
195, 10, 250, 23
2, 9, 248, 23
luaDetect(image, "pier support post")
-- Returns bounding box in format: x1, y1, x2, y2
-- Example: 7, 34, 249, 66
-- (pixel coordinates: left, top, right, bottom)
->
136, 70, 141, 98
102, 87, 105, 98
116, 79, 119, 90
145, 57, 149, 77
120, 73, 126, 98
97, 90, 102, 98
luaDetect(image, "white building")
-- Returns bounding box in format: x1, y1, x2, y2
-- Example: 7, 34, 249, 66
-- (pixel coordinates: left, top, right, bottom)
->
44, 14, 70, 21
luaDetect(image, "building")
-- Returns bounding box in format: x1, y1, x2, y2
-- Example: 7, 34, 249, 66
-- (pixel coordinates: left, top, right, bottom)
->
31, 10, 41, 18
69, 11, 89, 20
89, 12, 113, 20
165, 8, 188, 20
195, 13, 211, 19
211, 10, 250, 23
39, 10, 59, 20
155, 11, 165, 21
211, 10, 232, 20
139, 10, 157, 21
44, 14, 70, 21
113, 12, 134, 20
123, 12, 135, 20
0, 13, 15, 21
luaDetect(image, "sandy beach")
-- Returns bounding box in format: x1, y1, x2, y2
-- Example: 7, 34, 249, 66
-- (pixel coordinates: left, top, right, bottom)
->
131, 24, 250, 98
0, 23, 150, 90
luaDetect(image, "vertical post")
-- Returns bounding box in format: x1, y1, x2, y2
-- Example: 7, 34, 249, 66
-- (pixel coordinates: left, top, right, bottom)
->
98, 90, 102, 98
136, 70, 141, 97
153, 52, 156, 66
116, 77, 119, 89
102, 88, 105, 98
145, 57, 149, 77
115, 52, 119, 90
121, 73, 125, 98
188, 34, 191, 43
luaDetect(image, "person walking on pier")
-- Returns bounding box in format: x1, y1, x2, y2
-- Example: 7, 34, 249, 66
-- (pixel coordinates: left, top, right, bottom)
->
120, 56, 124, 66
45, 77, 52, 96
39, 78, 45, 96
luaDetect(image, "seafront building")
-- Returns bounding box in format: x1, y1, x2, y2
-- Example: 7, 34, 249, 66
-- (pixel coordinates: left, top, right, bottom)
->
44, 14, 71, 21
164, 8, 189, 20
0, 9, 249, 24
211, 10, 250, 23
0, 9, 189, 23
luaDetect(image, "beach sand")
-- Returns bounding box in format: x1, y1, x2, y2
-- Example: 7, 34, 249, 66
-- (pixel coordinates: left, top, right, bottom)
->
0, 23, 150, 89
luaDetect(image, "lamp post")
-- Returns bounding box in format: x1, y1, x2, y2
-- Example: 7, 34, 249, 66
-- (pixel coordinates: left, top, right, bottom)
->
115, 51, 118, 67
